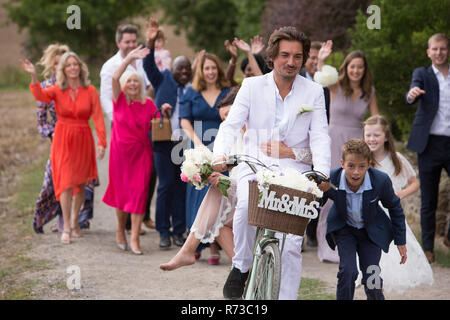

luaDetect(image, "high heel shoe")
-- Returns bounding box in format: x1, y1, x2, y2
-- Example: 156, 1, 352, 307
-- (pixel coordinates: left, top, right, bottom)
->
130, 245, 143, 255
209, 253, 220, 265
116, 242, 128, 251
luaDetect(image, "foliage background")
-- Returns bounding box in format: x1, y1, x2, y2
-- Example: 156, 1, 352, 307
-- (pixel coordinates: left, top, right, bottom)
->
3, 0, 449, 139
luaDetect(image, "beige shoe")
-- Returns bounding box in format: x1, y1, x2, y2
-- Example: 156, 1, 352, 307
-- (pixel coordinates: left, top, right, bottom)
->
144, 219, 156, 229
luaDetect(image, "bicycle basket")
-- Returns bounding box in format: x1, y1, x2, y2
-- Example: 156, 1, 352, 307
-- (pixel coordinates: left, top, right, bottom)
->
248, 181, 319, 236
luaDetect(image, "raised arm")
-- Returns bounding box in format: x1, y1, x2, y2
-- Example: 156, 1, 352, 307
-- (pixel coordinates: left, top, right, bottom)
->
143, 17, 164, 89
224, 39, 238, 85
20, 59, 39, 84
233, 38, 262, 76
112, 45, 150, 102
250, 35, 265, 55
21, 59, 57, 103
317, 40, 333, 71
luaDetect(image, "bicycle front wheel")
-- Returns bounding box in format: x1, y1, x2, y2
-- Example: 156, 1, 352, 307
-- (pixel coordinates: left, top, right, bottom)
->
253, 242, 281, 300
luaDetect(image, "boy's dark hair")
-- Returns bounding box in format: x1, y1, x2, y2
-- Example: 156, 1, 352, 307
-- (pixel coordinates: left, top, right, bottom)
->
342, 139, 371, 163
265, 26, 310, 70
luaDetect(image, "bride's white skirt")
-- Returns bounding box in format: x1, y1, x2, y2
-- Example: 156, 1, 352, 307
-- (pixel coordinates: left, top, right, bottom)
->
379, 221, 434, 294
356, 221, 434, 294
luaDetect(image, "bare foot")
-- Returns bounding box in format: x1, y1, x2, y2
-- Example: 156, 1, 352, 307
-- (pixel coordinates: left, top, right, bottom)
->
159, 250, 196, 271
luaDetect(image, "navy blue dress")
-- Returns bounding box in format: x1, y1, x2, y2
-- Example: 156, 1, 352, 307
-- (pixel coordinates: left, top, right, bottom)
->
179, 86, 232, 230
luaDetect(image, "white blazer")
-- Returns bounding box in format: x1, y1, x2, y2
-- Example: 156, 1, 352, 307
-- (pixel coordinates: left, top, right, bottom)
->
213, 71, 331, 177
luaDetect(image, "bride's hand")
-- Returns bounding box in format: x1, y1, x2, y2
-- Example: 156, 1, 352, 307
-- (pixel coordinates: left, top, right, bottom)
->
207, 172, 222, 187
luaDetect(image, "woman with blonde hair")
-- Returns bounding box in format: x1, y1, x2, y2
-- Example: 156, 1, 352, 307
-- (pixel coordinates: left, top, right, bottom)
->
102, 46, 159, 255
21, 51, 107, 245
179, 51, 232, 264
33, 44, 98, 234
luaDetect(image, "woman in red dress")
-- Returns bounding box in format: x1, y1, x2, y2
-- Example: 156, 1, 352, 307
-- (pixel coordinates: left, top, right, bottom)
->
21, 52, 106, 245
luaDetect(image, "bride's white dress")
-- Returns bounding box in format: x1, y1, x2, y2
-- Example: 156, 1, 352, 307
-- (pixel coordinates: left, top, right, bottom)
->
358, 152, 433, 294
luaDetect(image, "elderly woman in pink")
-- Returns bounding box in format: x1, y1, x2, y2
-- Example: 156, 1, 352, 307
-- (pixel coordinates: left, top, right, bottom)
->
102, 46, 159, 255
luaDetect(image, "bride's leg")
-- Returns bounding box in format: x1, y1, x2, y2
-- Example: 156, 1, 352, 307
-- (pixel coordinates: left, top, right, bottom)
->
159, 231, 200, 271
216, 225, 235, 260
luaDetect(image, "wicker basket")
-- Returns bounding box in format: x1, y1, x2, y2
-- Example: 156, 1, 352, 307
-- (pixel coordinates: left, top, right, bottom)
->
248, 180, 318, 236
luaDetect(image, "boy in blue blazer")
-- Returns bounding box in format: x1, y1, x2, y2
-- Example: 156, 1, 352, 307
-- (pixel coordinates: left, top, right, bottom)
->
321, 139, 407, 300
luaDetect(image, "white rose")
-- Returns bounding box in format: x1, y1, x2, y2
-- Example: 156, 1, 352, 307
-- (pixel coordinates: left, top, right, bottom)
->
298, 104, 315, 115
181, 161, 198, 179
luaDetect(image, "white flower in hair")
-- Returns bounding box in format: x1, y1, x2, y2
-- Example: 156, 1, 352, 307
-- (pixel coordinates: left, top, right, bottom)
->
313, 65, 338, 87
298, 104, 315, 115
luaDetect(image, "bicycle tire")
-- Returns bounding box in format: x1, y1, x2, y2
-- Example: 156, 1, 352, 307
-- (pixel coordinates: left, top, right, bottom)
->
253, 242, 281, 300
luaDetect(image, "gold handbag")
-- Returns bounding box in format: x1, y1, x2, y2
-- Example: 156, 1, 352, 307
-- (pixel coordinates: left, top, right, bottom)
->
151, 110, 172, 141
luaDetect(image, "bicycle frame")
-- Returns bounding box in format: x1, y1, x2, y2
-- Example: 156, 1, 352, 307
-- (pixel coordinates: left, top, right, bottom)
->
244, 228, 286, 300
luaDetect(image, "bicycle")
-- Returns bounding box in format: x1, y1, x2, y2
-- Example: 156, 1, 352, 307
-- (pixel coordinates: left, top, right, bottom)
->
214, 154, 333, 300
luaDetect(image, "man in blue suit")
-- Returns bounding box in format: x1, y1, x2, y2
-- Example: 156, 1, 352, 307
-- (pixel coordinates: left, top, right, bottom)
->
405, 33, 450, 263
143, 18, 191, 249
322, 139, 406, 300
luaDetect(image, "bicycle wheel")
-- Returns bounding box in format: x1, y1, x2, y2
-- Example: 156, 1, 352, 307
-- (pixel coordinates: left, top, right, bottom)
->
253, 242, 281, 300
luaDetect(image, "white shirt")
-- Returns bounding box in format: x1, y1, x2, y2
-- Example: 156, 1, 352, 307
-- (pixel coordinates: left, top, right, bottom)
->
273, 74, 295, 141
430, 64, 450, 136
305, 71, 314, 81
99, 51, 150, 122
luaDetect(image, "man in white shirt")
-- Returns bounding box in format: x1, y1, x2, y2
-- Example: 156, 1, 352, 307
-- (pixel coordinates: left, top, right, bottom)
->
405, 33, 450, 262
100, 24, 150, 122
212, 26, 330, 300
100, 24, 155, 232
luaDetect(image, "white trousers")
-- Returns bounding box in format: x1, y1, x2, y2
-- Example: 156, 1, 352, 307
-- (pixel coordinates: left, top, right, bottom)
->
232, 172, 303, 300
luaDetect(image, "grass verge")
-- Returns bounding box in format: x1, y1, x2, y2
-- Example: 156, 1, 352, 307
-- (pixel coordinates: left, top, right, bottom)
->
298, 277, 335, 300
0, 155, 53, 300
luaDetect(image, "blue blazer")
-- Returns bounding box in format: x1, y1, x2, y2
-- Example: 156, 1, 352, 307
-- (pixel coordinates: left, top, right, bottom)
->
143, 48, 179, 110
323, 167, 406, 253
405, 65, 440, 154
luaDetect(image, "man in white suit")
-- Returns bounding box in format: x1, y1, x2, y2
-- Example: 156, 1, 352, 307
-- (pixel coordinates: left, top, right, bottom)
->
212, 26, 331, 300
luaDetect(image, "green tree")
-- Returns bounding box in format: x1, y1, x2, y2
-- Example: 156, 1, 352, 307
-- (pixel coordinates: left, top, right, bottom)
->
156, 0, 239, 60
349, 0, 450, 141
3, 0, 156, 66
232, 0, 267, 41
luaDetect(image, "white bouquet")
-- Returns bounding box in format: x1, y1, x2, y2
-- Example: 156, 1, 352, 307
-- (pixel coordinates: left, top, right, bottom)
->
313, 65, 339, 87
180, 146, 231, 197
255, 167, 323, 198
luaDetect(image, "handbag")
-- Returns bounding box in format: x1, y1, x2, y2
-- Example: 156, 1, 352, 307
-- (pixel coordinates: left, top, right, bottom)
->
151, 110, 172, 141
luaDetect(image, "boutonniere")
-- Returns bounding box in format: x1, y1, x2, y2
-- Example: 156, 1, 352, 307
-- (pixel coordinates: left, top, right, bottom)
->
298, 104, 315, 115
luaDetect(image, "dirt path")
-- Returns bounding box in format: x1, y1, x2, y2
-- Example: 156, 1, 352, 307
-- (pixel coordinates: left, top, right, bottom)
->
21, 125, 450, 300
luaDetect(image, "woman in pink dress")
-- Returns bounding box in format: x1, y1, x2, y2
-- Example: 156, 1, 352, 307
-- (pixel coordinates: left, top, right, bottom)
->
102, 46, 159, 255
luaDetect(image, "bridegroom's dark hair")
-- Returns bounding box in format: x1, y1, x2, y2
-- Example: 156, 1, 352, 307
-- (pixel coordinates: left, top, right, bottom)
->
265, 26, 310, 70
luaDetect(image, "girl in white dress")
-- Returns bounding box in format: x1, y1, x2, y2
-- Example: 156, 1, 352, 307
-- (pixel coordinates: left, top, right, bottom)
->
363, 115, 433, 294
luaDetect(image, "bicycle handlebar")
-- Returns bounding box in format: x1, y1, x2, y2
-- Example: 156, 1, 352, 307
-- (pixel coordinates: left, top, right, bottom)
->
213, 154, 338, 190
